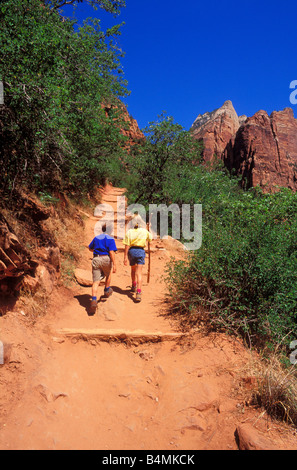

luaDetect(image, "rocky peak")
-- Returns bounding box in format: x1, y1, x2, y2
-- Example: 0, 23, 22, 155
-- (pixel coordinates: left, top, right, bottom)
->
192, 100, 238, 130
191, 100, 241, 162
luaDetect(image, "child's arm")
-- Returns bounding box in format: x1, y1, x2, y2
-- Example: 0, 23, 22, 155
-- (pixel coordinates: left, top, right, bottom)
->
124, 245, 129, 266
110, 250, 117, 273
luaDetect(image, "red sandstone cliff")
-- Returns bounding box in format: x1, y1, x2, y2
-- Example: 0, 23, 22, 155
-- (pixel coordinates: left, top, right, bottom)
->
191, 101, 297, 192
230, 108, 297, 191
191, 100, 243, 163
120, 108, 144, 145
103, 102, 144, 147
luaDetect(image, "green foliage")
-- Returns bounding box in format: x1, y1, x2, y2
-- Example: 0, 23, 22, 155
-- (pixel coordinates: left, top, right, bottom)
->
0, 0, 129, 195
44, 0, 126, 16
125, 113, 202, 205
166, 175, 297, 348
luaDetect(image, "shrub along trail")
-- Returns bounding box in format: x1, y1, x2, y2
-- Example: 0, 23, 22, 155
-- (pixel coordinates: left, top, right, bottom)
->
0, 185, 296, 450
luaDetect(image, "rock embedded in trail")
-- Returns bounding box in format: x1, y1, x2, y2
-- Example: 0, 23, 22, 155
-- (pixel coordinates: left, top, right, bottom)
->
236, 424, 280, 450
99, 294, 125, 322
74, 268, 93, 287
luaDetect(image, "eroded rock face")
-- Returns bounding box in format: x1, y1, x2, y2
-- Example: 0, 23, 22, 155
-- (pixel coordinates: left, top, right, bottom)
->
191, 101, 297, 192
191, 100, 244, 163
120, 108, 144, 145
230, 108, 297, 191
103, 102, 144, 147
0, 195, 61, 296
0, 213, 38, 293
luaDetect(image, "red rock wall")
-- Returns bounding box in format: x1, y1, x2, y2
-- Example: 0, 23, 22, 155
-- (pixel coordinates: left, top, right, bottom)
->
229, 108, 297, 191
0, 195, 60, 296
191, 100, 241, 163
191, 102, 297, 192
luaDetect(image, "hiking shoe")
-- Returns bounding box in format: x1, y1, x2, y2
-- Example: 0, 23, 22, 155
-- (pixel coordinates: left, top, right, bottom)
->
90, 299, 97, 314
135, 292, 142, 302
104, 287, 113, 298
131, 285, 137, 293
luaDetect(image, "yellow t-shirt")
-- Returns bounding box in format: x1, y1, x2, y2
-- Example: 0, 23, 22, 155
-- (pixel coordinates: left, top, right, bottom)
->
123, 228, 152, 248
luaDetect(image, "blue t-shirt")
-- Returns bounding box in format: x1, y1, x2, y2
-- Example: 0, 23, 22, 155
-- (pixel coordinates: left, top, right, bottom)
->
89, 234, 117, 256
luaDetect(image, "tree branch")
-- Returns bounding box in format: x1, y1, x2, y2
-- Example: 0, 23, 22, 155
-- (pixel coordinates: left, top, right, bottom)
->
53, 0, 80, 9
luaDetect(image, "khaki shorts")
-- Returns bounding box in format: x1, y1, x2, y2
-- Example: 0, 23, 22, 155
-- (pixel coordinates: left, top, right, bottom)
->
92, 255, 112, 282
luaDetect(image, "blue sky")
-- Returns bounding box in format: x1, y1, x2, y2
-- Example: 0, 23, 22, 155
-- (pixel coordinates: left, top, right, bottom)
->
61, 0, 297, 131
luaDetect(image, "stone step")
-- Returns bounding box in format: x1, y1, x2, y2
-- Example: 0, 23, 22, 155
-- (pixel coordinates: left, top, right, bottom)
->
53, 328, 186, 345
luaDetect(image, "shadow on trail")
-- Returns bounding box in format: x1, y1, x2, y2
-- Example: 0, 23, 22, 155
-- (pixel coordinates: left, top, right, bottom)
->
110, 285, 137, 303
74, 294, 94, 316
74, 285, 137, 317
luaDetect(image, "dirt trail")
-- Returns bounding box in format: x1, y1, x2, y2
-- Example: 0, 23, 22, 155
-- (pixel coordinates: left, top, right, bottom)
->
52, 185, 182, 336
0, 185, 296, 450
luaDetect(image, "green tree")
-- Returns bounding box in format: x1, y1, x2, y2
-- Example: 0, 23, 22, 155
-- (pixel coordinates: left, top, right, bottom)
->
0, 0, 129, 194
44, 0, 126, 16
126, 113, 202, 205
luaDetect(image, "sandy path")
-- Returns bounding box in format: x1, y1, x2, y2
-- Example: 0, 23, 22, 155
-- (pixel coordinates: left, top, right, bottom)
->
0, 186, 296, 451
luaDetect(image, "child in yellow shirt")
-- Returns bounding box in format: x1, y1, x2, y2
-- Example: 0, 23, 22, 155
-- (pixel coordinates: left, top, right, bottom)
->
123, 223, 152, 302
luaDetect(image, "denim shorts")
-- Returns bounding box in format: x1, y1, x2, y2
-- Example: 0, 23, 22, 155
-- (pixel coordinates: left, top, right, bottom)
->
128, 247, 146, 266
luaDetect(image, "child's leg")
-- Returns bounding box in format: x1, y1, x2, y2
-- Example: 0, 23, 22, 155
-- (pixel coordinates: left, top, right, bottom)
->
131, 265, 136, 286
135, 265, 143, 291
92, 280, 100, 298
105, 270, 112, 289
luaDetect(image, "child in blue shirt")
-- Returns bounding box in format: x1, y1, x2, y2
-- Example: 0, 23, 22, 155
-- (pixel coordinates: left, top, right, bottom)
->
88, 224, 117, 314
